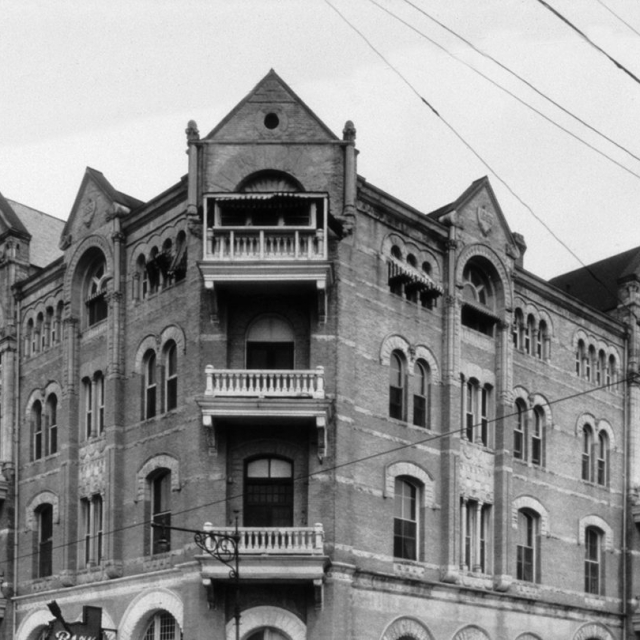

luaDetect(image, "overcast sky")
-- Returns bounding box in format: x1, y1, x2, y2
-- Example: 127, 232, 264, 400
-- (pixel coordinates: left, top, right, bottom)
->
1, 0, 639, 280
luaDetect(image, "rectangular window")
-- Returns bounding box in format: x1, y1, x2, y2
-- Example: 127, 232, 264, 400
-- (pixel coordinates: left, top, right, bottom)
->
97, 376, 105, 434
585, 528, 602, 594
394, 479, 418, 561
461, 499, 491, 573
85, 380, 93, 438
38, 506, 53, 578
152, 473, 171, 554
82, 495, 103, 567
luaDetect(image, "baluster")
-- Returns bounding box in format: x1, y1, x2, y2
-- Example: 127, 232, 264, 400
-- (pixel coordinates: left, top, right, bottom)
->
294, 372, 302, 394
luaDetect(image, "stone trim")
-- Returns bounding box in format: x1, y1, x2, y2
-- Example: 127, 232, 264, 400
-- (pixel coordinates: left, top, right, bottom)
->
15, 608, 52, 640
380, 334, 411, 366
578, 515, 614, 551
380, 616, 433, 640
572, 622, 614, 640
452, 625, 491, 640
512, 496, 550, 535
413, 345, 440, 382
119, 587, 183, 640
227, 606, 305, 640
25, 491, 59, 531
384, 461, 434, 508
136, 454, 180, 501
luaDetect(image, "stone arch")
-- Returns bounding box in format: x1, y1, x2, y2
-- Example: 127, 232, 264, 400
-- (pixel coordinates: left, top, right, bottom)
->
236, 169, 304, 193
384, 461, 435, 508
538, 309, 554, 336
462, 364, 496, 388
15, 608, 53, 640
43, 381, 63, 399
227, 605, 305, 640
25, 491, 59, 530
119, 587, 183, 640
512, 495, 550, 535
451, 625, 491, 640
380, 616, 434, 640
63, 235, 113, 316
136, 454, 181, 501
576, 413, 598, 437
24, 389, 44, 418
515, 634, 543, 640
572, 329, 590, 349
380, 334, 411, 366
529, 393, 552, 425
381, 233, 406, 258
412, 345, 440, 381
133, 335, 160, 373
579, 515, 614, 551
456, 243, 512, 311
596, 420, 615, 450
160, 324, 187, 355
513, 386, 530, 403
571, 622, 614, 640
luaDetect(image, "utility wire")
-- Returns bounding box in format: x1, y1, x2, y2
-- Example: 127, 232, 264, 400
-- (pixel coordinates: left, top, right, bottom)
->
324, 0, 629, 305
15, 376, 629, 565
364, 0, 640, 180
595, 0, 640, 39
396, 0, 640, 166
535, 0, 640, 85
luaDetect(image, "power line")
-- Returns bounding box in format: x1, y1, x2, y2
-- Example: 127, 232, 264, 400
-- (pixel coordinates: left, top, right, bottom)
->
535, 0, 640, 85
595, 0, 640, 39
15, 375, 628, 565
364, 0, 640, 181
397, 0, 640, 166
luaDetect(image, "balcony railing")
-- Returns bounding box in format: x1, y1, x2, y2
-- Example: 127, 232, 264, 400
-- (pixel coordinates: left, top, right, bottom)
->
205, 228, 325, 261
203, 524, 324, 556
204, 366, 325, 399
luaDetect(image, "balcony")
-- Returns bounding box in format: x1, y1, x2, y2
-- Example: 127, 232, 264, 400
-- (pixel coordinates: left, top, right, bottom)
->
198, 193, 333, 320
199, 524, 328, 606
196, 366, 332, 459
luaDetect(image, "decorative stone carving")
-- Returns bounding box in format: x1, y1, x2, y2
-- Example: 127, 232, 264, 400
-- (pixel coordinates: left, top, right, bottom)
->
477, 206, 494, 237
459, 442, 494, 503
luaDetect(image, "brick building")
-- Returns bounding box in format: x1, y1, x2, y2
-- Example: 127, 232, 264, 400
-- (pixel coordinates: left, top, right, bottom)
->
0, 70, 638, 640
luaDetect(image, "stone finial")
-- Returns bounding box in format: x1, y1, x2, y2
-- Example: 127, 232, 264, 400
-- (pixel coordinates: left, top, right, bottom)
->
342, 120, 356, 142
186, 120, 200, 142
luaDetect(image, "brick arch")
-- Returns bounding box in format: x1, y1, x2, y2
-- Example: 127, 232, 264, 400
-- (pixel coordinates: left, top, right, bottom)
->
529, 393, 552, 425
579, 515, 614, 551
515, 635, 543, 640
119, 588, 183, 640
452, 625, 491, 640
413, 346, 440, 382
160, 324, 186, 355
380, 334, 411, 366
384, 461, 434, 508
456, 243, 512, 311
228, 605, 305, 640
136, 454, 180, 501
25, 491, 59, 531
381, 616, 434, 640
576, 413, 597, 437
133, 335, 160, 373
381, 233, 406, 257
572, 329, 590, 349
512, 495, 550, 535
15, 608, 53, 640
596, 420, 615, 450
572, 622, 614, 640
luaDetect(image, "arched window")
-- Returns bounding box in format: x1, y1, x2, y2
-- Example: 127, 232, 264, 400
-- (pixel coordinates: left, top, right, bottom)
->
32, 400, 43, 461
247, 630, 288, 640
25, 318, 34, 356
150, 470, 172, 555
172, 230, 187, 283
461, 262, 497, 336
586, 345, 595, 381
147, 247, 160, 295
244, 457, 293, 527
412, 360, 430, 428
596, 350, 605, 385
36, 504, 53, 578
164, 341, 178, 412
394, 477, 419, 561
461, 498, 491, 572
46, 394, 57, 456
596, 432, 608, 486
389, 351, 406, 421
576, 340, 586, 376
45, 307, 54, 348
144, 351, 157, 420
513, 399, 527, 460
584, 526, 603, 595
95, 373, 105, 434
513, 309, 524, 350
246, 315, 295, 370
36, 312, 45, 351
537, 320, 547, 359
32, 317, 40, 354
607, 355, 617, 390
525, 315, 535, 355
582, 424, 594, 482
143, 612, 178, 640
53, 301, 63, 344
531, 407, 544, 467
464, 378, 490, 446
137, 255, 148, 299
86, 259, 109, 326
516, 509, 540, 583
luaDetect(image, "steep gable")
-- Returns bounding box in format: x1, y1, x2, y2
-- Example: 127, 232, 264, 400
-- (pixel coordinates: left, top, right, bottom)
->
0, 191, 30, 238
60, 168, 142, 248
205, 69, 339, 143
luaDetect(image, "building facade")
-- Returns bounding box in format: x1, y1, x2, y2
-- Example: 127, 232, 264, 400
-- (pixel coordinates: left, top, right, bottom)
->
0, 70, 639, 640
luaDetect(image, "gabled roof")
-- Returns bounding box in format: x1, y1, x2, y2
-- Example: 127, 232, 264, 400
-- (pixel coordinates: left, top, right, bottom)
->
204, 69, 339, 141
549, 246, 640, 313
7, 200, 65, 268
0, 190, 30, 237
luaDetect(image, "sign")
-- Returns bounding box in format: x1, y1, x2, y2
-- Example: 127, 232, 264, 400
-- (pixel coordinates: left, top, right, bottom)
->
47, 606, 102, 640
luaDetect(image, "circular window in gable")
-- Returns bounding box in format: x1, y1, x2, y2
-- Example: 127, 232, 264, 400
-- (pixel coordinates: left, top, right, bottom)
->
264, 113, 280, 130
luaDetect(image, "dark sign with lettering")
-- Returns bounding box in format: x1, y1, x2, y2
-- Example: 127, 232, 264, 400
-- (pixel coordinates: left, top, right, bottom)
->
46, 606, 102, 640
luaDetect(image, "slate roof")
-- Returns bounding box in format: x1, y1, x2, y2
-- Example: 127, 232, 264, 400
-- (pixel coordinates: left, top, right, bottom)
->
7, 200, 65, 268
549, 246, 640, 313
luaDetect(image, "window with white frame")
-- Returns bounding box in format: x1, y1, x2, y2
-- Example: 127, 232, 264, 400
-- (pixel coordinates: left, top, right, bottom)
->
461, 498, 491, 573
96, 373, 105, 434
81, 494, 103, 567
513, 399, 527, 461
394, 477, 419, 561
389, 351, 406, 421
582, 423, 595, 482
164, 341, 178, 412
142, 612, 178, 640
463, 378, 490, 446
85, 259, 109, 326
516, 509, 540, 583
36, 504, 53, 578
150, 470, 171, 554
46, 394, 57, 456
82, 377, 93, 438
412, 360, 430, 428
32, 400, 43, 461
144, 350, 157, 420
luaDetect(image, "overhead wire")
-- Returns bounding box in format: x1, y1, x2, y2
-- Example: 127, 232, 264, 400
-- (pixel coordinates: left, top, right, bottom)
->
396, 0, 640, 166
16, 375, 629, 565
595, 0, 640, 39
364, 0, 640, 180
534, 0, 640, 85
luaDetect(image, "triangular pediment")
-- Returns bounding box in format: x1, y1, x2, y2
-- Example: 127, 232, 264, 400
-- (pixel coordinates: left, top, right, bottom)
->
60, 168, 142, 249
205, 69, 339, 143
0, 190, 30, 239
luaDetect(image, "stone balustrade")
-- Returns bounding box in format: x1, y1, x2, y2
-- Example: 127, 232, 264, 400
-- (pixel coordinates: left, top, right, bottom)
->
203, 524, 324, 555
